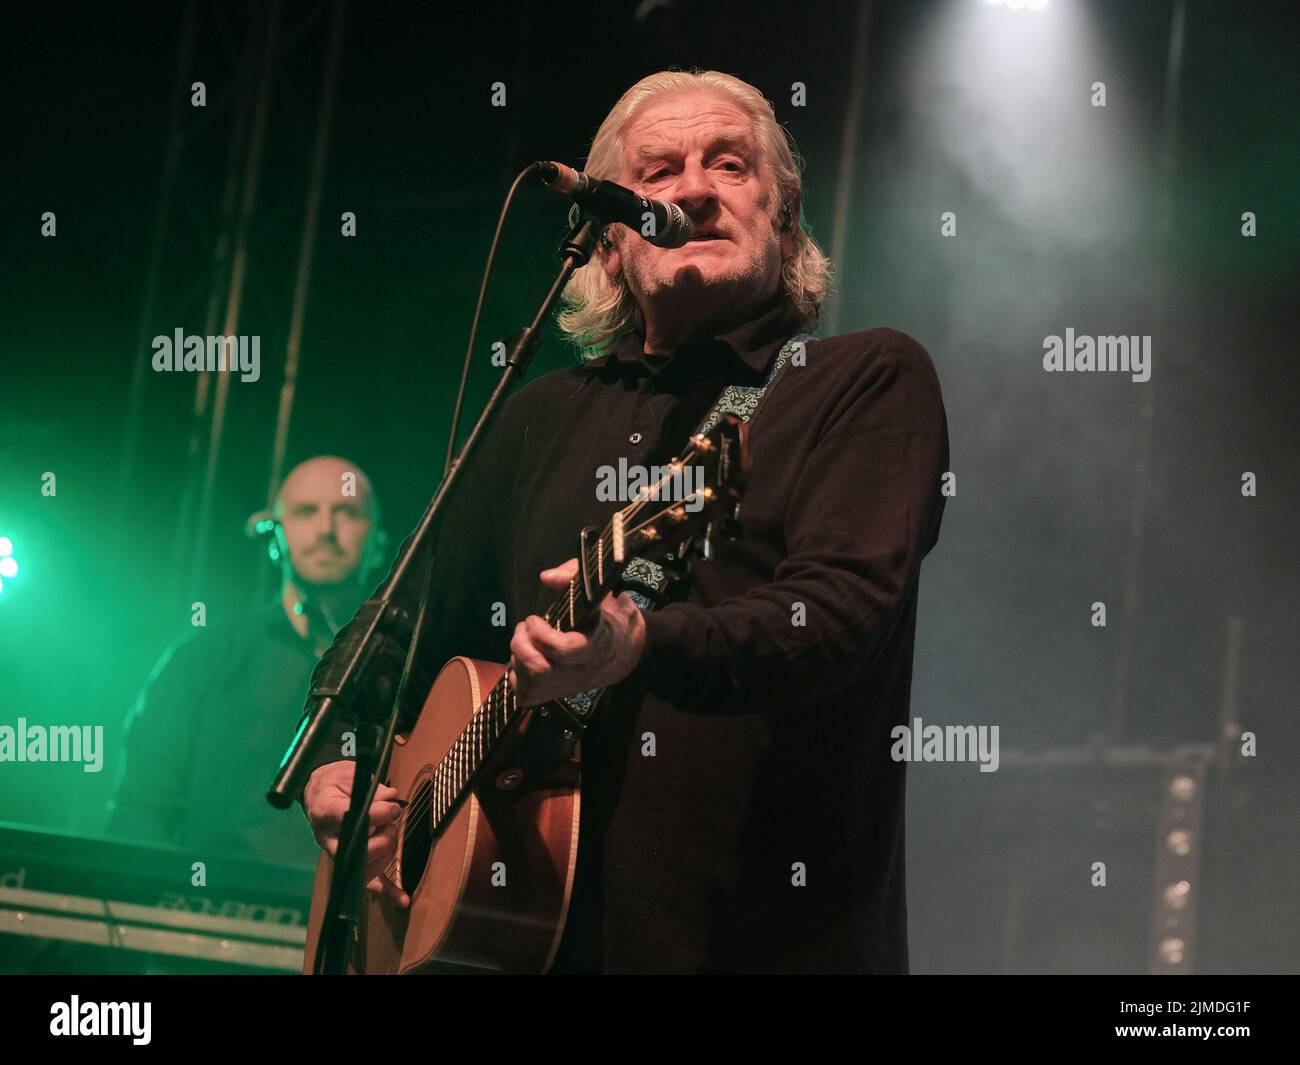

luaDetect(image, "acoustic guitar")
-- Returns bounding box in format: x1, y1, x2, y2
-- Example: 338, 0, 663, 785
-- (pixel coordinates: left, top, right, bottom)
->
302, 414, 750, 974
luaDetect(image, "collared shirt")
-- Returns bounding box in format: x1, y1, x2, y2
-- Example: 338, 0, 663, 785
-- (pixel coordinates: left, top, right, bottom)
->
599, 290, 805, 375
303, 291, 949, 973
107, 598, 323, 872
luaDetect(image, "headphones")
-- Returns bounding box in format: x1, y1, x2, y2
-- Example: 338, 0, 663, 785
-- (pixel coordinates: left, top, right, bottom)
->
248, 511, 390, 586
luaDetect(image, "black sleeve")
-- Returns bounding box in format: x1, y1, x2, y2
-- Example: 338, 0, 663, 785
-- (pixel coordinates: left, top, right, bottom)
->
628, 333, 949, 713
105, 638, 204, 845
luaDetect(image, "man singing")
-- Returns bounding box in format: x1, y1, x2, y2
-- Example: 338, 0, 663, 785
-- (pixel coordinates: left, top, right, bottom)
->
303, 70, 949, 973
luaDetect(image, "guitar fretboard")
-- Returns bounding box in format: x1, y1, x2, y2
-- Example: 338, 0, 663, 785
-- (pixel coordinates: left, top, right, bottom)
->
424, 501, 642, 831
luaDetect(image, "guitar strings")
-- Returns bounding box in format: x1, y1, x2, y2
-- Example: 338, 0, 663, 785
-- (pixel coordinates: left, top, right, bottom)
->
379, 444, 712, 881
379, 509, 620, 878
379, 454, 712, 881
380, 479, 701, 882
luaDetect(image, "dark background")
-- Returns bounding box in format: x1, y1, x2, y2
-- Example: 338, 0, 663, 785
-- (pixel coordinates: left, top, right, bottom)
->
1, 0, 1296, 972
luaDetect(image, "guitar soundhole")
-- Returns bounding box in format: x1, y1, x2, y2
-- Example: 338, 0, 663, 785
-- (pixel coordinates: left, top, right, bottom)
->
399, 776, 434, 894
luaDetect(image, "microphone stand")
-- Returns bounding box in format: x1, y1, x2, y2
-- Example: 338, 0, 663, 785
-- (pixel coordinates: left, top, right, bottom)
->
268, 211, 602, 975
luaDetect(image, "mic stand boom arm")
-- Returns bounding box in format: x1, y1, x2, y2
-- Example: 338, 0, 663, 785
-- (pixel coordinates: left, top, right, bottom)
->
267, 212, 602, 976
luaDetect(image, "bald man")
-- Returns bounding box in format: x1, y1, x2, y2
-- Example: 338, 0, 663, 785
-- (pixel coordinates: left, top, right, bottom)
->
105, 456, 386, 869
271, 455, 382, 652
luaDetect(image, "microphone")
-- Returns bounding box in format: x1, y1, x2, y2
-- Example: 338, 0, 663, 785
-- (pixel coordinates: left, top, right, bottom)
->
536, 161, 694, 248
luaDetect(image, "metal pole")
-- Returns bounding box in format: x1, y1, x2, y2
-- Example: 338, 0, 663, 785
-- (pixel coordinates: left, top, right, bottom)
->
167, 18, 258, 608
113, 0, 198, 548
1106, 0, 1186, 742
821, 0, 873, 338
187, 0, 282, 600
260, 0, 349, 607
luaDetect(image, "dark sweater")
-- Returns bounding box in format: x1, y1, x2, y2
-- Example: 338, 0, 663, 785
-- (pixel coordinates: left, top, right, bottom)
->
303, 292, 949, 973
107, 600, 323, 872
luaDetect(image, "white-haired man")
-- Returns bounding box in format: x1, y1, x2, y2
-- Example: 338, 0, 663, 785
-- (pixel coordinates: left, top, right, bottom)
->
304, 71, 948, 973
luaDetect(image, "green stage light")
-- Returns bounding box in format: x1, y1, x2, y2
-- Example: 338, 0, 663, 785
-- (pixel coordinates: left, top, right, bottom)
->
0, 537, 15, 592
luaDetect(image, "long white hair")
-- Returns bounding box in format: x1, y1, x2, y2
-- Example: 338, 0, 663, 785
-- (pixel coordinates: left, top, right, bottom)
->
557, 70, 833, 359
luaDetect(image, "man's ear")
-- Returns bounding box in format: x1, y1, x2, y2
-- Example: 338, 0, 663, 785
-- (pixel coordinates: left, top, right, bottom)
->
780, 196, 801, 259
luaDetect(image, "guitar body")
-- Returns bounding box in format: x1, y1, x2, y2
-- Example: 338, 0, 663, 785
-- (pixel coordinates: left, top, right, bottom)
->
302, 657, 583, 974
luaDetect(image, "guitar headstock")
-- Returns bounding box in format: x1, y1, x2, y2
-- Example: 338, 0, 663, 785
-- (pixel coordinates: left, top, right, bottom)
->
609, 413, 749, 565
